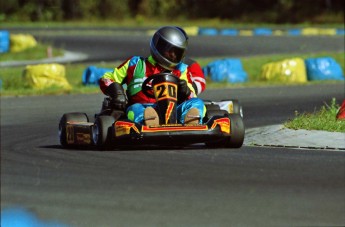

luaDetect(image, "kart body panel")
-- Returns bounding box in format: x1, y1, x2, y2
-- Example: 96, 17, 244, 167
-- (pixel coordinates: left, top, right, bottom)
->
64, 115, 233, 147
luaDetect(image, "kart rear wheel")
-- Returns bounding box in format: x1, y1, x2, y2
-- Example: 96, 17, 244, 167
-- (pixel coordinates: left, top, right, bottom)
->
93, 116, 115, 150
222, 99, 243, 118
59, 112, 89, 148
226, 114, 245, 148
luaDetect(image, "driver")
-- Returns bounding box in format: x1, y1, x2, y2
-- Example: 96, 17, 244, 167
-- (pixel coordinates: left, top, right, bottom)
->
99, 26, 205, 126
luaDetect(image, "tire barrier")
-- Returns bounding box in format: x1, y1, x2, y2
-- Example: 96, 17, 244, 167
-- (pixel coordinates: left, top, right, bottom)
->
198, 27, 344, 36
305, 57, 344, 81
202, 56, 343, 84
260, 57, 344, 83
82, 66, 113, 85
0, 30, 10, 53
23, 64, 71, 90
147, 26, 199, 36
1, 207, 67, 227
203, 58, 248, 83
260, 58, 307, 83
219, 29, 239, 36
198, 28, 218, 36
10, 34, 37, 53
254, 28, 273, 36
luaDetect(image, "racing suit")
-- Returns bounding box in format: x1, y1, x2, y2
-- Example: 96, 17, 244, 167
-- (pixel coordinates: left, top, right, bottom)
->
100, 55, 205, 124
184, 58, 206, 95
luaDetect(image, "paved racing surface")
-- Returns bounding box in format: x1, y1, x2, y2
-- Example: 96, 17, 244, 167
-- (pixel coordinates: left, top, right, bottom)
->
1, 29, 345, 226
44, 35, 345, 63
8, 27, 345, 62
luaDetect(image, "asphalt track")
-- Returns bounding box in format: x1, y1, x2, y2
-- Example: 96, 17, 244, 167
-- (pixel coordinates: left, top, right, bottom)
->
37, 30, 345, 62
1, 29, 345, 226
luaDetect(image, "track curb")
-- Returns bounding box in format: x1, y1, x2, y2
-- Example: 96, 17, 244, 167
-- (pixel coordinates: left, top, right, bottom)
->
244, 124, 345, 151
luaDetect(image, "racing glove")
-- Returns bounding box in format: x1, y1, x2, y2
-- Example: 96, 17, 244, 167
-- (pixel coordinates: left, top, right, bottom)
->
105, 82, 128, 111
177, 79, 191, 103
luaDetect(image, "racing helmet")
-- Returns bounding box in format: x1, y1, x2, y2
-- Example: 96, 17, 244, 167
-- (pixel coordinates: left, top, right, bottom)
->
175, 26, 189, 41
150, 26, 188, 70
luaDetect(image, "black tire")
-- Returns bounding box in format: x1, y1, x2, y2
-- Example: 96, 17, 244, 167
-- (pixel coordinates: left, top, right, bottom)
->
59, 112, 89, 148
92, 115, 115, 150
226, 114, 245, 148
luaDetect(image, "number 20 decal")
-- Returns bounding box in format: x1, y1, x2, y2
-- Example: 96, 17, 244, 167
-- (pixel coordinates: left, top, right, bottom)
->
154, 82, 177, 101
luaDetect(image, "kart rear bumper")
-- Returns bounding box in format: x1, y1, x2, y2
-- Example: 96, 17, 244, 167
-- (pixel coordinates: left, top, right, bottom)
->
61, 116, 241, 149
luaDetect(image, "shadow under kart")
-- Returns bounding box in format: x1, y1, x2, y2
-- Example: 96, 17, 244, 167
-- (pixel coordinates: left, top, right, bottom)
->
59, 73, 245, 150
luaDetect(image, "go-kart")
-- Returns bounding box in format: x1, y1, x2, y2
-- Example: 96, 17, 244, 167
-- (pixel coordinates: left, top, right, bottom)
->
59, 72, 245, 150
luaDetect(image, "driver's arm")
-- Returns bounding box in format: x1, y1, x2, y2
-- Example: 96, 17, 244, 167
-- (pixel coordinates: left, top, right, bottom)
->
99, 58, 132, 110
177, 70, 197, 102
99, 57, 130, 95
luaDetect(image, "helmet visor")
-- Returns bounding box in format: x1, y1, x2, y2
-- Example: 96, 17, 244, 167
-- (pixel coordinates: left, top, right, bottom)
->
156, 37, 185, 64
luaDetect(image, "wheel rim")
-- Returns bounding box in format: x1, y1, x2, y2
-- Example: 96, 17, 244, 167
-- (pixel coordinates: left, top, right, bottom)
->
58, 123, 63, 138
92, 124, 99, 145
239, 106, 243, 118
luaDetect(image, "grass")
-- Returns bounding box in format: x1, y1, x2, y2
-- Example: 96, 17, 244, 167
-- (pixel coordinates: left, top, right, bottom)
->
0, 43, 64, 62
0, 62, 106, 96
284, 98, 345, 133
1, 50, 344, 96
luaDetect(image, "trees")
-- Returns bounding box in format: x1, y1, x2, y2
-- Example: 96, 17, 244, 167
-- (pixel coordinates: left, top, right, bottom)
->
0, 0, 343, 23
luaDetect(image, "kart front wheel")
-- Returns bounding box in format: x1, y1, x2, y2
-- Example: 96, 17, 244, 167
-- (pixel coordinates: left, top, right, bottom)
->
59, 112, 89, 148
92, 116, 115, 150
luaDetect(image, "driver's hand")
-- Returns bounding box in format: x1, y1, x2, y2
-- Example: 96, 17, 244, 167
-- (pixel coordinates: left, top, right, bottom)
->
112, 92, 128, 110
178, 79, 191, 102
106, 82, 128, 111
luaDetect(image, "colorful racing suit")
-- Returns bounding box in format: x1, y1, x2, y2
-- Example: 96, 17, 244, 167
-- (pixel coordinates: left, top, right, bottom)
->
184, 58, 206, 95
100, 55, 205, 124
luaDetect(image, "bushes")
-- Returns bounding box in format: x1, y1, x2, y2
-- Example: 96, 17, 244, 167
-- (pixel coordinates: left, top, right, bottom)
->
1, 0, 344, 23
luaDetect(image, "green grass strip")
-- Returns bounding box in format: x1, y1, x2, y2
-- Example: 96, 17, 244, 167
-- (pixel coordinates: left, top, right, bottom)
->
0, 43, 64, 62
1, 51, 344, 96
284, 98, 345, 132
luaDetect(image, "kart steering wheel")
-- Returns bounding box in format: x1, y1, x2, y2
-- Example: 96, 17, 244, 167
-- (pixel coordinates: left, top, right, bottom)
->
141, 72, 180, 98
